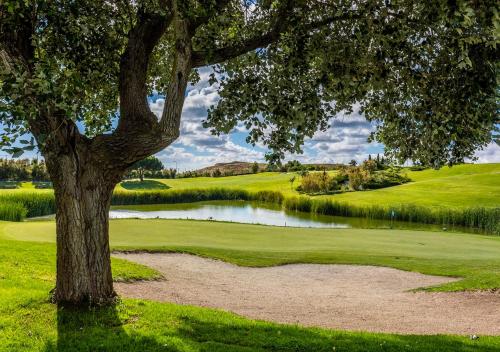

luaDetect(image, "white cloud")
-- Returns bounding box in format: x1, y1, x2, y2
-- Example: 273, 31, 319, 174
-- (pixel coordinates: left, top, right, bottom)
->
472, 142, 500, 163
149, 71, 498, 170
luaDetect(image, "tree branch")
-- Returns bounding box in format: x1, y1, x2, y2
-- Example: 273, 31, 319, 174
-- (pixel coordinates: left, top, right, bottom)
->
191, 12, 363, 68
102, 6, 193, 167
115, 10, 173, 134
189, 0, 232, 33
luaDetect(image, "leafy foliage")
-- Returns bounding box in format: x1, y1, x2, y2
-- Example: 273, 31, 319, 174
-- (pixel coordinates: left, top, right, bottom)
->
0, 0, 497, 168
0, 158, 50, 182
202, 1, 499, 166
128, 156, 164, 181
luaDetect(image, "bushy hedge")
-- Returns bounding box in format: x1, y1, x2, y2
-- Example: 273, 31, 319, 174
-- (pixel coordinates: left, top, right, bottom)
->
0, 188, 497, 235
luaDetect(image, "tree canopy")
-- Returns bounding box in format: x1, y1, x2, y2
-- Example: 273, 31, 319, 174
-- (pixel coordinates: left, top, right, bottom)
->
130, 156, 164, 181
0, 0, 498, 168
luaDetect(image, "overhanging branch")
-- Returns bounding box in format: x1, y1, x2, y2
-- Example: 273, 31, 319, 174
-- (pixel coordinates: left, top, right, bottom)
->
191, 12, 362, 67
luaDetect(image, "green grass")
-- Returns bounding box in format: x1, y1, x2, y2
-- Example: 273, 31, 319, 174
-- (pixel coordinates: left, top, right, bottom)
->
331, 163, 500, 208
1, 233, 500, 351
122, 163, 499, 209
3, 219, 500, 292
5, 164, 500, 209
0, 201, 26, 221
120, 172, 299, 194
121, 180, 170, 190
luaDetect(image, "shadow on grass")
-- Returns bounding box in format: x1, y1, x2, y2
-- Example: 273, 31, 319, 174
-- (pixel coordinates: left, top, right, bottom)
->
174, 315, 497, 352
42, 303, 496, 352
121, 180, 170, 190
44, 305, 168, 352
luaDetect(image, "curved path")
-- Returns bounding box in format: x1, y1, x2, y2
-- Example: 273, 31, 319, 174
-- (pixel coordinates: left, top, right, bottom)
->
114, 252, 500, 335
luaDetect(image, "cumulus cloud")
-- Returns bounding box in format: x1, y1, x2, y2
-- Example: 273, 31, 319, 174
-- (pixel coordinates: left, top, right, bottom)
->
472, 142, 500, 163
151, 67, 264, 170
150, 69, 498, 170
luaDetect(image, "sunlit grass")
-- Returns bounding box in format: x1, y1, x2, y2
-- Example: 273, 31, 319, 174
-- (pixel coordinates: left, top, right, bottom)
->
1, 229, 500, 351
3, 219, 500, 291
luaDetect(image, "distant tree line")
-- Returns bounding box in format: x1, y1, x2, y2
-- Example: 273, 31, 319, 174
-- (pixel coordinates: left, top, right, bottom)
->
123, 154, 425, 182
0, 158, 50, 183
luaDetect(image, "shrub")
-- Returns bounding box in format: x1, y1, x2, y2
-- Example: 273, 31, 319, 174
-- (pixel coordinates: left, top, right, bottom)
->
299, 171, 341, 194
111, 188, 251, 205
345, 167, 370, 190
0, 192, 55, 218
364, 169, 410, 189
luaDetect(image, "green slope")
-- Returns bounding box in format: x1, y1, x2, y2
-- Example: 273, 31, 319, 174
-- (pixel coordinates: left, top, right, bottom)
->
115, 163, 500, 208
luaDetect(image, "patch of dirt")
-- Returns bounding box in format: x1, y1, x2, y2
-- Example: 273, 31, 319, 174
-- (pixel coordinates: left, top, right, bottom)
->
114, 253, 500, 335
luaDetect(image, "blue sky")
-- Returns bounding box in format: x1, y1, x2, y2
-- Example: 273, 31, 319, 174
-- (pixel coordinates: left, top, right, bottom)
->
150, 67, 500, 171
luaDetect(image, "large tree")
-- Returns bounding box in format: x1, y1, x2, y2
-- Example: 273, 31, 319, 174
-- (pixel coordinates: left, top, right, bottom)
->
0, 0, 497, 306
130, 156, 164, 181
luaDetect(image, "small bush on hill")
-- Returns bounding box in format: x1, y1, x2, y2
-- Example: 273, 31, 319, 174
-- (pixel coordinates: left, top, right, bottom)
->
298, 171, 345, 194
363, 169, 411, 189
409, 165, 427, 171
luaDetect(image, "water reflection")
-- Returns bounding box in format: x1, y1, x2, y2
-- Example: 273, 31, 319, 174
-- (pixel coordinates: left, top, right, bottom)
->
110, 200, 462, 232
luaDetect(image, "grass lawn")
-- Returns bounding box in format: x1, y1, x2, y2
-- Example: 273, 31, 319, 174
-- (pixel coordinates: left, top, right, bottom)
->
119, 171, 299, 195
3, 219, 500, 292
121, 180, 171, 190
117, 163, 500, 208
1, 231, 500, 351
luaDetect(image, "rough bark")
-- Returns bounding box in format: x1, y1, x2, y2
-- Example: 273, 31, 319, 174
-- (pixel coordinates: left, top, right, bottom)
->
44, 134, 123, 306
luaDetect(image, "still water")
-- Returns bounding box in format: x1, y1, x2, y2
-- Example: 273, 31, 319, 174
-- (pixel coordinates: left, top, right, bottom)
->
110, 200, 457, 232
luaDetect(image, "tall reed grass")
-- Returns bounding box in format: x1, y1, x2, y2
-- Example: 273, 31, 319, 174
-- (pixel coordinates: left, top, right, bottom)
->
0, 192, 55, 218
0, 202, 27, 221
111, 188, 252, 205
283, 196, 500, 235
0, 188, 497, 235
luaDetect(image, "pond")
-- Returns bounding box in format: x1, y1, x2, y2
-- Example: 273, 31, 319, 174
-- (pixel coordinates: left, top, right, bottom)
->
110, 200, 463, 232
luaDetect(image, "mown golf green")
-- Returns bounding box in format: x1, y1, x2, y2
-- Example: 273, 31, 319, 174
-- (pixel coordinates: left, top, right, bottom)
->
1, 220, 500, 351
3, 219, 500, 292
115, 163, 499, 208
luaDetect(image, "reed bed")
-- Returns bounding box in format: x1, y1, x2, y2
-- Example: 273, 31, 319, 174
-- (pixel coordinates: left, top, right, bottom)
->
111, 188, 252, 205
0, 188, 497, 235
283, 196, 500, 235
0, 201, 27, 221
0, 192, 55, 218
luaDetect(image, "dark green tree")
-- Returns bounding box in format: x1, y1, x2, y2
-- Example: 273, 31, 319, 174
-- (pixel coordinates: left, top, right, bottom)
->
0, 0, 497, 306
251, 161, 259, 174
31, 159, 50, 182
130, 156, 164, 181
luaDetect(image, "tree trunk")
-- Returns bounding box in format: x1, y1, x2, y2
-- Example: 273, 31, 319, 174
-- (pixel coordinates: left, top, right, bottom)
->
46, 147, 121, 306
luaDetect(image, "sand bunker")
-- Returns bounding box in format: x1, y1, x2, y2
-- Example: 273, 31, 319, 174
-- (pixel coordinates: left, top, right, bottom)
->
114, 252, 500, 335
